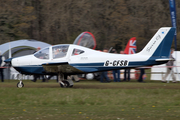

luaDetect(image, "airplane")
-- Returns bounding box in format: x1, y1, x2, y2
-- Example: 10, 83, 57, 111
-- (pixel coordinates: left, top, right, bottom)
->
5, 27, 175, 88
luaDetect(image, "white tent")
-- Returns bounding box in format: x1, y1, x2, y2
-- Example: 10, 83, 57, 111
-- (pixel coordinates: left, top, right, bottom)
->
0, 39, 51, 59
0, 40, 51, 80
151, 51, 180, 81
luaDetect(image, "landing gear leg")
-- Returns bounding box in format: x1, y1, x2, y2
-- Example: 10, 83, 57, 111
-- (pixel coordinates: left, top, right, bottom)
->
16, 74, 24, 88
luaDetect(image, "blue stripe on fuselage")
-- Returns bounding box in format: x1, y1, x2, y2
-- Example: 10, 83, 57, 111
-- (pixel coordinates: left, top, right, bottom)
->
14, 65, 45, 75
70, 58, 167, 73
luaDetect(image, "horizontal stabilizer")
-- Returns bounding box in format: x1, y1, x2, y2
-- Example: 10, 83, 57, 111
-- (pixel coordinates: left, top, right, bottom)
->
155, 59, 171, 61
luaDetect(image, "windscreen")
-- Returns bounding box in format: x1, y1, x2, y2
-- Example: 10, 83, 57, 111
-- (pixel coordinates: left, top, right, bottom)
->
34, 47, 49, 59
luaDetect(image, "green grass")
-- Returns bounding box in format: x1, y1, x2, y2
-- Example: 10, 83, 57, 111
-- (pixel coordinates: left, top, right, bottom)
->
0, 79, 180, 120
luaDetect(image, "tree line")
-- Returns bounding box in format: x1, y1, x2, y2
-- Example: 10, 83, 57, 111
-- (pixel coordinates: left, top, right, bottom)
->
0, 0, 180, 52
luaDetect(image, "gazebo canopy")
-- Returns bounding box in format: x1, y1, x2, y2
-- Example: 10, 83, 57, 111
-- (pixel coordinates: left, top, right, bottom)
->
0, 39, 51, 59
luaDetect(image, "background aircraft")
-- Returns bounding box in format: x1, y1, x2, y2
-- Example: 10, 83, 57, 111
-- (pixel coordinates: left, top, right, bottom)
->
5, 27, 175, 88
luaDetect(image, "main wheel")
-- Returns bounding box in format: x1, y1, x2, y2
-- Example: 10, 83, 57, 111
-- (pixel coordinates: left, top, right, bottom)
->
17, 82, 24, 88
60, 81, 70, 88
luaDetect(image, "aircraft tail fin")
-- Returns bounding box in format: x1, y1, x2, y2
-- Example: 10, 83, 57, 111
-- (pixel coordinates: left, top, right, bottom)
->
124, 37, 136, 54
139, 27, 175, 59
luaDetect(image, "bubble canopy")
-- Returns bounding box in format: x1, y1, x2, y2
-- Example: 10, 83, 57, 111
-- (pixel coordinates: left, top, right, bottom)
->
0, 39, 51, 59
73, 32, 96, 50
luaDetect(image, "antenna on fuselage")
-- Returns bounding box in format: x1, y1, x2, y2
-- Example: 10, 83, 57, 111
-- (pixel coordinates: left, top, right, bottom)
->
108, 47, 113, 53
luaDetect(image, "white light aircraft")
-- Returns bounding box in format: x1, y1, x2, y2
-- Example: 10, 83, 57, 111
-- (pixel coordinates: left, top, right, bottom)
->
5, 27, 175, 88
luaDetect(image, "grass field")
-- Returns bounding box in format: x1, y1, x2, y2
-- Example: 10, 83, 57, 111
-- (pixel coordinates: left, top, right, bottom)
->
0, 78, 180, 120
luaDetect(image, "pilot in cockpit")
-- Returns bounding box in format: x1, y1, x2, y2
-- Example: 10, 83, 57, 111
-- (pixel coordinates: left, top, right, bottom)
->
54, 49, 62, 58
52, 45, 68, 59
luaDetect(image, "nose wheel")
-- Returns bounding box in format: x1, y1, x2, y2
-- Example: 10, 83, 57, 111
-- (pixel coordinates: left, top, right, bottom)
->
17, 81, 24, 88
16, 74, 24, 88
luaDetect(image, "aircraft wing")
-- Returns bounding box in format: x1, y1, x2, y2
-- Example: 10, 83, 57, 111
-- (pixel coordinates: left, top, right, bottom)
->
42, 62, 84, 74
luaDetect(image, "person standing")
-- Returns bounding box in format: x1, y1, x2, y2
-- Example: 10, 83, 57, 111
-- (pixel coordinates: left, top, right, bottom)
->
162, 48, 176, 83
100, 71, 111, 83
100, 48, 111, 83
111, 49, 120, 82
124, 69, 130, 81
121, 51, 131, 82
0, 51, 5, 82
137, 68, 145, 83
